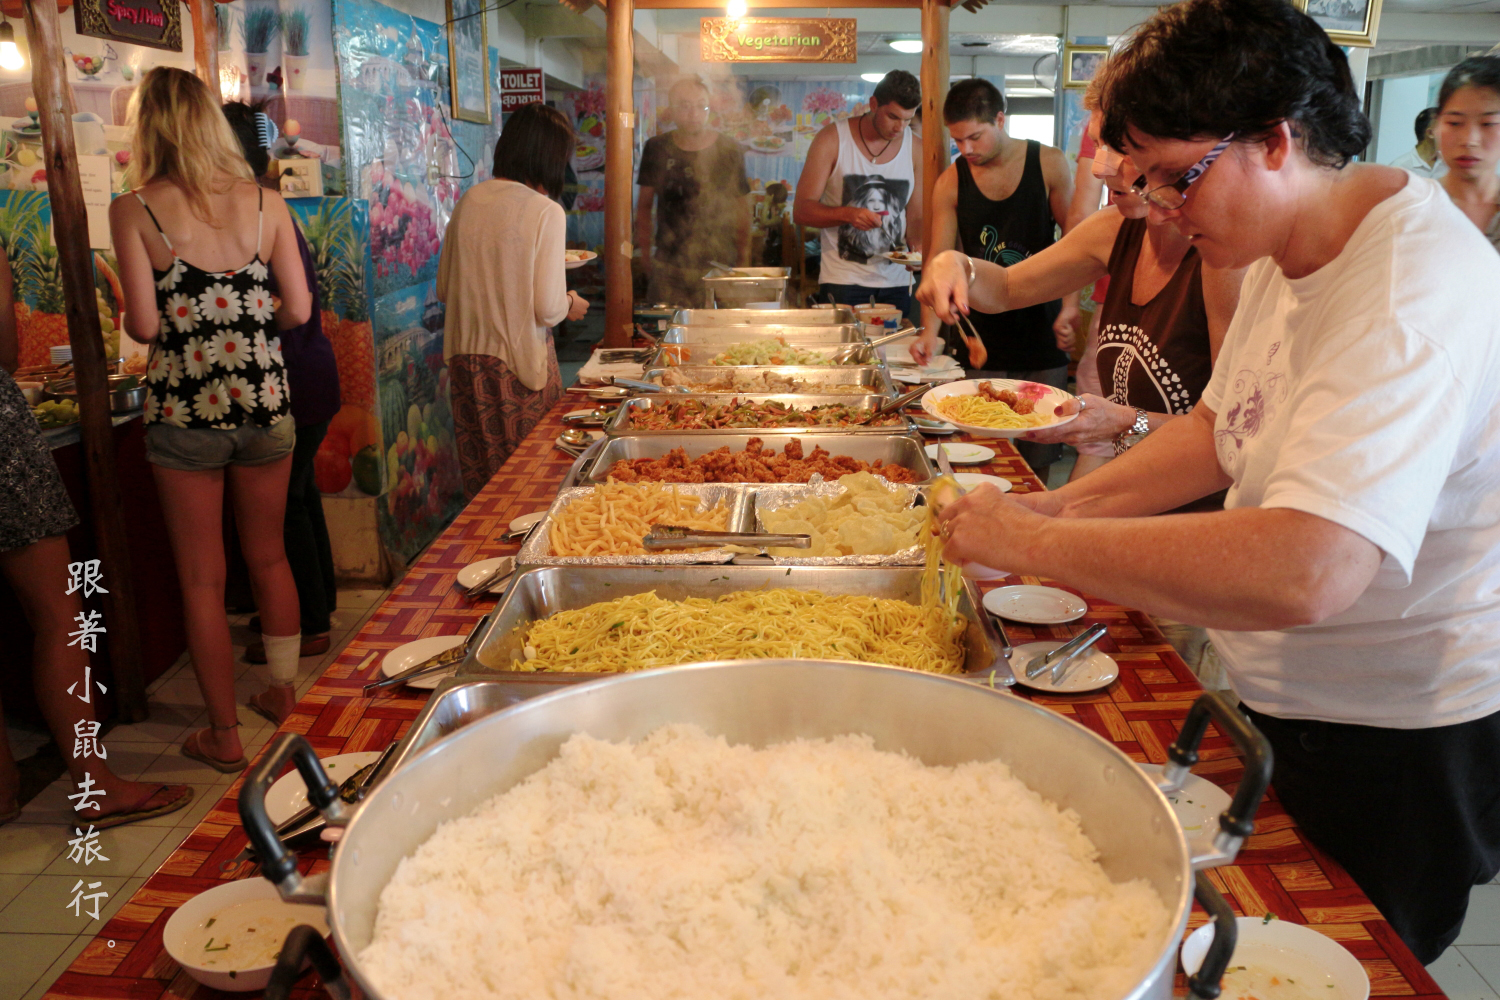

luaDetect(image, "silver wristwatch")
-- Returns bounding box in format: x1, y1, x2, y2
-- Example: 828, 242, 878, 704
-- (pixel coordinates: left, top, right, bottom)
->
1114, 407, 1150, 455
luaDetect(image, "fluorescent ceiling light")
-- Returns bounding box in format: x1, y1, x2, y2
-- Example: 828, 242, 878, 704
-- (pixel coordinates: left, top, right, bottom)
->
888, 39, 923, 54
860, 72, 885, 83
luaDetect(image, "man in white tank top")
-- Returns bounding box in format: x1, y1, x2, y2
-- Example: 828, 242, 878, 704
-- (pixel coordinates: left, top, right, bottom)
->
793, 71, 923, 312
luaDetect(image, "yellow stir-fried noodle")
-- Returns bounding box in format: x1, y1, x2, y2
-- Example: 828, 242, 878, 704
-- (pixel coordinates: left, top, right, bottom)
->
921, 498, 963, 618
934, 394, 1052, 429
520, 587, 966, 674
549, 483, 732, 557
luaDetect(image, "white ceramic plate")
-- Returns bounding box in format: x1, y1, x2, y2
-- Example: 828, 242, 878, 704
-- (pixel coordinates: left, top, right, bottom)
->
954, 472, 1012, 494
565, 250, 597, 269
922, 378, 1080, 439
380, 634, 466, 690
163, 878, 329, 992
982, 584, 1088, 624
455, 556, 514, 592
877, 251, 922, 267
1010, 640, 1118, 693
911, 416, 958, 435
1182, 917, 1370, 1000
265, 751, 383, 827
1141, 763, 1233, 837
508, 511, 546, 534
925, 442, 996, 465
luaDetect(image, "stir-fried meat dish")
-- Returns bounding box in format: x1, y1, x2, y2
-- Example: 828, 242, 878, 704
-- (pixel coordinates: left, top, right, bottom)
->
603, 437, 921, 484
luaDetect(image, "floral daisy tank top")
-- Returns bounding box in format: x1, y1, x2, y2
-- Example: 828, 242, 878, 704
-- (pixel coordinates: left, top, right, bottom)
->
137, 188, 291, 430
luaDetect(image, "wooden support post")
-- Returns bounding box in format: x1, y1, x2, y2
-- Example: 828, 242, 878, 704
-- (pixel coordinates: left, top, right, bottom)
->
602, 0, 635, 348
919, 0, 949, 263
24, 0, 148, 722
190, 0, 221, 94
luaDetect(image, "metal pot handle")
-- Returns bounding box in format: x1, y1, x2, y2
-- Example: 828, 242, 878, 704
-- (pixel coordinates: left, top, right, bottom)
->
1188, 872, 1238, 1000
560, 436, 606, 489
239, 733, 352, 904
266, 924, 351, 1000
1158, 691, 1274, 869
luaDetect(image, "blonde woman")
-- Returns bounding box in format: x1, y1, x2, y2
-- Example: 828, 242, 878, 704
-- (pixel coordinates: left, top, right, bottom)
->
109, 67, 312, 772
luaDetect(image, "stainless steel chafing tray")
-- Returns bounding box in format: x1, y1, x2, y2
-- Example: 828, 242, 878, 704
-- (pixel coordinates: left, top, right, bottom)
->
701, 267, 792, 308
651, 343, 854, 368
460, 565, 1011, 684
515, 483, 754, 567
672, 307, 857, 327
571, 432, 936, 486
659, 325, 864, 345
642, 365, 896, 396
605, 394, 911, 436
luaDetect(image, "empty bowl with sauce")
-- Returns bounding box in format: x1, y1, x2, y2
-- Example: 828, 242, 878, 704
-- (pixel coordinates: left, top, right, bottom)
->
1181, 915, 1370, 1000
163, 876, 330, 991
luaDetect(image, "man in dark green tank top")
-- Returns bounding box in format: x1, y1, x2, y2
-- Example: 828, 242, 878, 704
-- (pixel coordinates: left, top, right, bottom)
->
920, 79, 1077, 481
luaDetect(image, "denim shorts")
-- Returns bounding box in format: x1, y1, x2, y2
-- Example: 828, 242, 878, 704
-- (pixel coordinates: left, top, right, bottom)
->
145, 417, 295, 472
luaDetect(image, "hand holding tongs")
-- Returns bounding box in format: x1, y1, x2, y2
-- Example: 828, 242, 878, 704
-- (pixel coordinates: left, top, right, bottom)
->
828, 323, 919, 365
362, 613, 489, 695
642, 524, 812, 550
1026, 623, 1108, 684
862, 383, 936, 425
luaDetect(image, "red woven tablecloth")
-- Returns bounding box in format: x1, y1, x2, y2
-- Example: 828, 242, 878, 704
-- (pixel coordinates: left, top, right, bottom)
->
47, 402, 1445, 999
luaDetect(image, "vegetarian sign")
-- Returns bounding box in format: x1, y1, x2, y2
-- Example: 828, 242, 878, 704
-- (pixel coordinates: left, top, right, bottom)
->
700, 17, 857, 63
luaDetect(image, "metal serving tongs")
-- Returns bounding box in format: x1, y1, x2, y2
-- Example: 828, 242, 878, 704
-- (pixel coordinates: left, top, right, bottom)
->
597, 347, 657, 364
828, 323, 920, 366
227, 739, 400, 867
1026, 622, 1108, 684
642, 524, 812, 550
361, 613, 490, 695
861, 382, 936, 425
609, 376, 690, 394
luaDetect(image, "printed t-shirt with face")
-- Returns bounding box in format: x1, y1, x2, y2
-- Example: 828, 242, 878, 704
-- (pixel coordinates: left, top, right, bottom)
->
637, 132, 751, 268
1202, 176, 1500, 729
817, 117, 916, 289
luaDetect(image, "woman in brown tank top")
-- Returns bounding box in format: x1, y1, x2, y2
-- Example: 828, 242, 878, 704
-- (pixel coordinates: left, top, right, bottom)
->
918, 113, 1245, 461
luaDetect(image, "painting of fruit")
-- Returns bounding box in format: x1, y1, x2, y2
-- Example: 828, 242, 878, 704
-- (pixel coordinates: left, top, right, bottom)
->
293, 198, 378, 410
314, 402, 383, 496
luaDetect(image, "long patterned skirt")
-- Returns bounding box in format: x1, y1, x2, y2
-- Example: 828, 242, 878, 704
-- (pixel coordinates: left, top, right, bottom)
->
449, 346, 563, 499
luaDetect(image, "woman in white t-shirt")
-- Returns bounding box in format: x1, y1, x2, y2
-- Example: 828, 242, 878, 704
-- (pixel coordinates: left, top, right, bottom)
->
1435, 56, 1500, 252
920, 0, 1500, 966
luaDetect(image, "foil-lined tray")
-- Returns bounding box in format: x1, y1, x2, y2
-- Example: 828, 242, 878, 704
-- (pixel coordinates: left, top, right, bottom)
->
516, 484, 754, 566
746, 481, 929, 566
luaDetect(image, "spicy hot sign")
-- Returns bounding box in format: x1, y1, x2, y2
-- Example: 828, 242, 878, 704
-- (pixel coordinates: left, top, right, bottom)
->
700, 17, 857, 63
74, 0, 181, 52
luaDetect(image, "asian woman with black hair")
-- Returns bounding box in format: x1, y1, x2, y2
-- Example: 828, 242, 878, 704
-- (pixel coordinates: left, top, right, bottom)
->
923, 0, 1500, 963
1435, 55, 1500, 251
438, 102, 590, 497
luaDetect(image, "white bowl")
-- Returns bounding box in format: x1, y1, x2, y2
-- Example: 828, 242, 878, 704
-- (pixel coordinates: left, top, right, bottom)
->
17, 380, 42, 405
1181, 916, 1370, 1000
163, 877, 329, 991
922, 377, 1080, 438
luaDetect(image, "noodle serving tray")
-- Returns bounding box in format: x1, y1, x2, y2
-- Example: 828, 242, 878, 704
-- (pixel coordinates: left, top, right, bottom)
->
640, 365, 897, 397
459, 565, 1012, 685
651, 342, 867, 369
605, 394, 914, 437
659, 324, 865, 345
572, 432, 937, 487
515, 484, 754, 567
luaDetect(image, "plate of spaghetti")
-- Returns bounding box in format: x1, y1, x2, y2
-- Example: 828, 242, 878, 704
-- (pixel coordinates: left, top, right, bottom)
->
921, 378, 1079, 438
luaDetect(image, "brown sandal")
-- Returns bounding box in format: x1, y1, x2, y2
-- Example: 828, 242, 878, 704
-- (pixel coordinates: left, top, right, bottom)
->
84, 784, 195, 830
181, 725, 248, 774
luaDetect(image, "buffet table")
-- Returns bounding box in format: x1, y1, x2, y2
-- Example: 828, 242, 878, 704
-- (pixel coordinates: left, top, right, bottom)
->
43, 399, 1446, 999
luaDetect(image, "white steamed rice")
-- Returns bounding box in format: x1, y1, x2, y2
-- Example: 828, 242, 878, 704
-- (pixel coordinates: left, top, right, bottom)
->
358, 725, 1169, 1000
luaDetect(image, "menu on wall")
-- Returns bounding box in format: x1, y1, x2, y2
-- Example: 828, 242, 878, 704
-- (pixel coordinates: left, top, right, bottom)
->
73, 0, 182, 52
76, 155, 113, 250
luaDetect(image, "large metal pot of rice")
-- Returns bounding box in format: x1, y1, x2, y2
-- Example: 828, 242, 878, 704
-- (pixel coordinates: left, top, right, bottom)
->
240, 660, 1270, 1000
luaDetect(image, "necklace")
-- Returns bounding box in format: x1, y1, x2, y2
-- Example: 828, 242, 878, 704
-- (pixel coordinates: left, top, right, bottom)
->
857, 112, 895, 161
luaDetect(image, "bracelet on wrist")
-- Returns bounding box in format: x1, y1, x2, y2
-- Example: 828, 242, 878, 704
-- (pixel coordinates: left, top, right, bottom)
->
960, 253, 977, 286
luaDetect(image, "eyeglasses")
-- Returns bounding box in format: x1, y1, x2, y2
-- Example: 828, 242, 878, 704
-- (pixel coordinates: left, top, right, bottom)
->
1131, 134, 1235, 210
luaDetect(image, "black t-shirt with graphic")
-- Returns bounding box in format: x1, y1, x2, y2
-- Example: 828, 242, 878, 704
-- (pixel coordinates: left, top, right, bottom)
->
637, 132, 750, 266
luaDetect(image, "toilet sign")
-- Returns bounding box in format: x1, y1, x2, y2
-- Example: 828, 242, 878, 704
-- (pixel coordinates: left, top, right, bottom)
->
499, 68, 544, 113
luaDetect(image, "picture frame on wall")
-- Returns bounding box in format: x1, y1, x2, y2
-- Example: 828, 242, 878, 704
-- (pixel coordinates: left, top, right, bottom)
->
1063, 46, 1109, 89
446, 0, 491, 123
1293, 0, 1383, 47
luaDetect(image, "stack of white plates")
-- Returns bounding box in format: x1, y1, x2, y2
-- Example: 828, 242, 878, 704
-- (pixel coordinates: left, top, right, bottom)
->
49, 344, 72, 364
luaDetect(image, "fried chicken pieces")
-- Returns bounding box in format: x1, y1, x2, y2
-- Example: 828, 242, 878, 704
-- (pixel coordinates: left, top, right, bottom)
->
975, 381, 1037, 414
603, 437, 920, 484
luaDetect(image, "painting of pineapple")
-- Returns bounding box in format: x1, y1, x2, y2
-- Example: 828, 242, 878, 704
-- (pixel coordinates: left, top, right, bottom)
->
297, 198, 377, 409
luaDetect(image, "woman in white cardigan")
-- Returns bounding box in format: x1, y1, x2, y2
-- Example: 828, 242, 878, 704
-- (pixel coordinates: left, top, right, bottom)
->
439, 102, 590, 497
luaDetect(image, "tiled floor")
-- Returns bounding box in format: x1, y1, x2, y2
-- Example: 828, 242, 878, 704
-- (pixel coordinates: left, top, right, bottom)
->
0, 586, 389, 1000
1433, 881, 1500, 999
